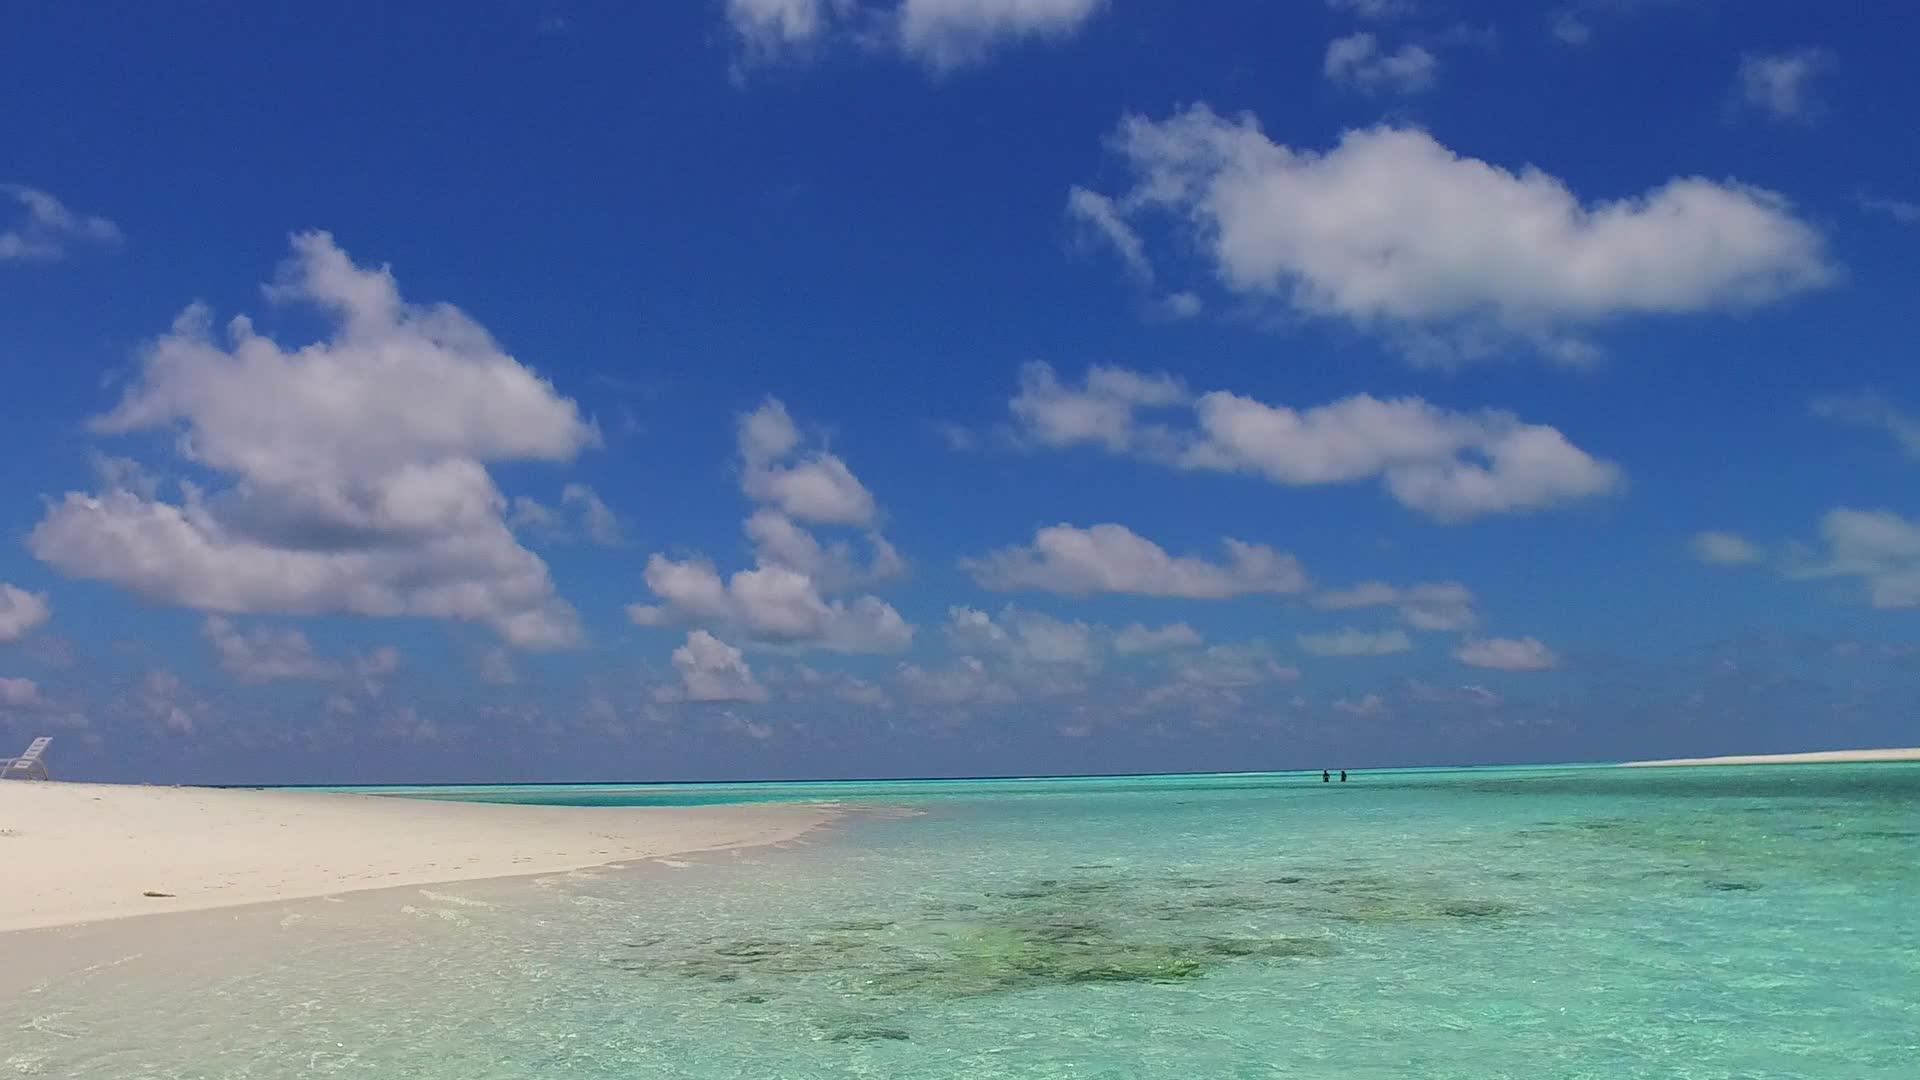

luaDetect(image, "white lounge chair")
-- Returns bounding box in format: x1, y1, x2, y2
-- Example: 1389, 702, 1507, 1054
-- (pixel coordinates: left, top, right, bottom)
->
0, 736, 51, 780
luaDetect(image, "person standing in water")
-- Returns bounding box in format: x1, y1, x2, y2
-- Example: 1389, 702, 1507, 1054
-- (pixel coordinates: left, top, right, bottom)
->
1340, 770, 1348, 782
1321, 769, 1330, 783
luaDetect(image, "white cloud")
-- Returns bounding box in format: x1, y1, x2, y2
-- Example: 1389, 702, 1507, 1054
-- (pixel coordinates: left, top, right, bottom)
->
630, 555, 913, 653
29, 232, 592, 649
1297, 628, 1412, 656
897, 0, 1106, 71
1788, 508, 1920, 609
1408, 679, 1503, 707
783, 664, 894, 708
1315, 580, 1475, 630
200, 615, 401, 700
1169, 642, 1298, 688
1161, 291, 1203, 319
1549, 11, 1591, 45
1334, 692, 1388, 717
0, 677, 40, 708
894, 655, 1018, 707
1813, 392, 1920, 459
965, 522, 1308, 598
656, 630, 769, 703
1007, 364, 1622, 522
477, 647, 519, 686
1737, 48, 1834, 123
0, 584, 51, 642
725, 0, 836, 63
0, 185, 121, 262
1131, 640, 1299, 719
725, 0, 1105, 73
1113, 621, 1203, 654
739, 399, 877, 526
1328, 0, 1411, 17
125, 669, 201, 736
1324, 33, 1437, 95
1857, 195, 1920, 225
1009, 362, 1186, 452
745, 509, 905, 591
1454, 636, 1559, 670
1067, 185, 1151, 280
201, 616, 334, 683
948, 605, 1097, 666
511, 484, 624, 546
1080, 106, 1834, 363
1690, 531, 1763, 567
632, 400, 910, 652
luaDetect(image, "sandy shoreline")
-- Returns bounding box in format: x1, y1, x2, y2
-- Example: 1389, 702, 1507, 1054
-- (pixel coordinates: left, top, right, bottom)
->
0, 781, 838, 932
1621, 747, 1920, 768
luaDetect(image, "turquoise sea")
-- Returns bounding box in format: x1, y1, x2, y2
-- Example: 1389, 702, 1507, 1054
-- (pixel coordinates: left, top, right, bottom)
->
7, 764, 1918, 1078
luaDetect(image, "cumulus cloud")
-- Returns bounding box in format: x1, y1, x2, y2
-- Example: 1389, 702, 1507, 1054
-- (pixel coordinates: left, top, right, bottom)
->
1787, 508, 1920, 609
1856, 195, 1920, 225
0, 584, 52, 642
1334, 692, 1388, 717
121, 669, 202, 736
745, 509, 905, 592
630, 400, 910, 652
1454, 636, 1559, 670
1549, 11, 1591, 45
1690, 531, 1763, 566
725, 0, 837, 65
1813, 392, 1920, 459
477, 647, 519, 686
965, 523, 1308, 598
1328, 0, 1412, 18
1009, 362, 1186, 453
898, 0, 1106, 72
0, 677, 41, 708
1066, 186, 1151, 280
1112, 621, 1203, 654
629, 555, 912, 653
201, 616, 335, 683
1297, 628, 1412, 656
1006, 363, 1622, 522
1736, 48, 1834, 123
781, 664, 894, 708
894, 655, 1018, 707
510, 483, 623, 546
201, 615, 402, 702
29, 232, 592, 649
655, 630, 769, 703
1315, 580, 1475, 630
1324, 33, 1436, 94
1169, 642, 1298, 688
725, 0, 1105, 73
947, 604, 1098, 666
0, 185, 121, 262
1075, 106, 1834, 363
739, 399, 877, 526
1130, 641, 1299, 719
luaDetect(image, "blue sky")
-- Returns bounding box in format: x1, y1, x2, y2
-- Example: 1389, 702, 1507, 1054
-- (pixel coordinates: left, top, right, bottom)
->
3, 1, 1917, 783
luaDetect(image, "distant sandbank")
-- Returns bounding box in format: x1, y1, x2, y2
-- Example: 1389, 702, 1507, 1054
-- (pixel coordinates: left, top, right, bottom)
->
1622, 747, 1920, 768
0, 782, 837, 932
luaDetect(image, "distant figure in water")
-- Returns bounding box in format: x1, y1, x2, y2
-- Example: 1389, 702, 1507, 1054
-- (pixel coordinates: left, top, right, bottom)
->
1340, 770, 1348, 782
1321, 769, 1330, 783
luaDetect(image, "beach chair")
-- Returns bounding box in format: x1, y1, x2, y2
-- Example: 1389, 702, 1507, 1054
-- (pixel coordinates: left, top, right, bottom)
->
0, 736, 51, 780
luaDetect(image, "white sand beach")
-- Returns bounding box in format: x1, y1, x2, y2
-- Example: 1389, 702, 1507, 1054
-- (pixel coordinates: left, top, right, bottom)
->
0, 782, 837, 932
1622, 747, 1920, 768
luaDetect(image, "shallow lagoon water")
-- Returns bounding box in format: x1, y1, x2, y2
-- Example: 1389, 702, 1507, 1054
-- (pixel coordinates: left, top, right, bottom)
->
7, 764, 1918, 1078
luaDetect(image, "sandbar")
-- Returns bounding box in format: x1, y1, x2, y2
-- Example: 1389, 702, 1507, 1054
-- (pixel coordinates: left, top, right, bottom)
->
0, 781, 837, 932
1621, 747, 1920, 768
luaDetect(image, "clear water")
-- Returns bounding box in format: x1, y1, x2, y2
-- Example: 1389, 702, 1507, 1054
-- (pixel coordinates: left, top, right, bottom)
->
7, 764, 1919, 1078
